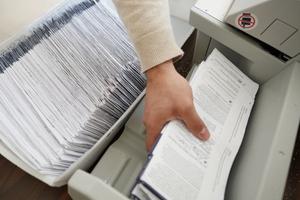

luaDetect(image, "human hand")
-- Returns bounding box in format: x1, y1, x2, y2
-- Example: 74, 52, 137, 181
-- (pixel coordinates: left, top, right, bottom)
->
144, 60, 210, 151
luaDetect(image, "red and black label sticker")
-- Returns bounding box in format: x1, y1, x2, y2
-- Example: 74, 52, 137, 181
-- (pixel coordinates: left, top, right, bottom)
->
236, 13, 257, 30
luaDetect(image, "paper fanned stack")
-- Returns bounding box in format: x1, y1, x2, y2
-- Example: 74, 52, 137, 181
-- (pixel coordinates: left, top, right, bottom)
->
0, 0, 145, 185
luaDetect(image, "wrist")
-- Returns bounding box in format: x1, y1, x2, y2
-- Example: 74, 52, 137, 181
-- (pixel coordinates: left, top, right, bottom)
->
145, 60, 176, 82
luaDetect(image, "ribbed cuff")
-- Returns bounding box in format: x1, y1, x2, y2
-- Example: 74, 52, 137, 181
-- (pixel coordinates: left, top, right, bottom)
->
134, 26, 184, 73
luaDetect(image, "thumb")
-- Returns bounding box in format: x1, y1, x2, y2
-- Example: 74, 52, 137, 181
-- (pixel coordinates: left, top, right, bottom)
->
145, 120, 165, 152
181, 105, 210, 141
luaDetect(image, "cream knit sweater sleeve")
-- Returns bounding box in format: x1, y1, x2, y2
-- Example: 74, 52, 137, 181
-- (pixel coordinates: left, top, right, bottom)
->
113, 0, 183, 72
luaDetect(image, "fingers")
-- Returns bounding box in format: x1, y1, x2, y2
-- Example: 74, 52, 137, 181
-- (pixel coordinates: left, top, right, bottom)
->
145, 123, 163, 152
181, 104, 210, 141
144, 104, 210, 151
144, 117, 166, 152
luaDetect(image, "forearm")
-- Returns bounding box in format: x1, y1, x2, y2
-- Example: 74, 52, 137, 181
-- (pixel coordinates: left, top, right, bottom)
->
113, 0, 183, 72
113, 0, 209, 150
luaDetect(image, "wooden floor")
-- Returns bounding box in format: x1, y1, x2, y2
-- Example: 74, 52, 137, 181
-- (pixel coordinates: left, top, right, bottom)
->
0, 155, 71, 200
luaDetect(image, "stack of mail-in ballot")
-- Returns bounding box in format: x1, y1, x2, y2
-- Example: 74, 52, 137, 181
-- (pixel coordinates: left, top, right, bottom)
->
0, 0, 145, 186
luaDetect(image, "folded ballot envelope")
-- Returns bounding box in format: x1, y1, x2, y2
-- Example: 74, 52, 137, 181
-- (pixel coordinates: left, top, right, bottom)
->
0, 92, 144, 186
0, 0, 146, 186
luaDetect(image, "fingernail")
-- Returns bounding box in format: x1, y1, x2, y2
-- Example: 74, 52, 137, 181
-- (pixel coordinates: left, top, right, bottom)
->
198, 128, 210, 140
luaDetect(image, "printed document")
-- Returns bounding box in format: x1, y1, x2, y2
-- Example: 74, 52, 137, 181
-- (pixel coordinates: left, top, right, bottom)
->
131, 49, 259, 200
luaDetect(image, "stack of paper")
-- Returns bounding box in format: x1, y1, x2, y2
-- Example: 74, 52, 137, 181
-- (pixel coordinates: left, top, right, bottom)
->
0, 0, 145, 176
131, 49, 259, 200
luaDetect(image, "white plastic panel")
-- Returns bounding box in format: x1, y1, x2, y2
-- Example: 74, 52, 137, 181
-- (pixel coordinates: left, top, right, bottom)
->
226, 61, 300, 200
69, 170, 129, 200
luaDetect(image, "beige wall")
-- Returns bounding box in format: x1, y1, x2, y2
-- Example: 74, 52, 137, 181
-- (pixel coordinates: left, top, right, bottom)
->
0, 0, 63, 42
